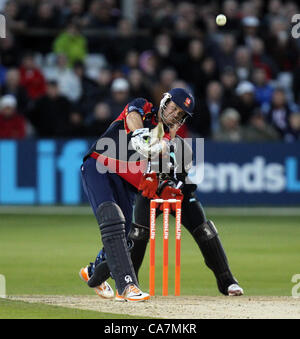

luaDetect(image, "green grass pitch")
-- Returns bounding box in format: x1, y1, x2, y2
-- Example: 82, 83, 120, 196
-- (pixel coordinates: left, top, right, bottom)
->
0, 211, 299, 318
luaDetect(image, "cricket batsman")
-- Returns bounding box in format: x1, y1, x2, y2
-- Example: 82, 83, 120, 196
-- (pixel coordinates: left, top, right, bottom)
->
79, 88, 195, 301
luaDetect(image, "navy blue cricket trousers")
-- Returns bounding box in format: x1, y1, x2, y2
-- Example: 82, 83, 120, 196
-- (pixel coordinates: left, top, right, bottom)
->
81, 157, 136, 236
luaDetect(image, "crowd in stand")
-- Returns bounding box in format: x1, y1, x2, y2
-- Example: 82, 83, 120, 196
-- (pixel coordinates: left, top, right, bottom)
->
0, 0, 300, 142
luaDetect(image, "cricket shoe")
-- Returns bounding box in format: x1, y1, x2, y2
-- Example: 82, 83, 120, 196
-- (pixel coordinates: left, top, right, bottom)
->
79, 266, 114, 299
228, 283, 244, 296
115, 284, 150, 302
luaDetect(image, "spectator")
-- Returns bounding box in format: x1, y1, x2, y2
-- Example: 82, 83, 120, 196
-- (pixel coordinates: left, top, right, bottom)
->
0, 32, 20, 67
250, 37, 278, 80
213, 34, 236, 73
43, 53, 82, 103
264, 0, 284, 30
60, 0, 86, 27
120, 50, 140, 76
17, 0, 37, 22
282, 1, 298, 23
95, 67, 113, 101
187, 81, 224, 137
73, 60, 99, 117
19, 52, 46, 100
4, 0, 26, 34
252, 68, 274, 109
86, 102, 114, 137
152, 68, 177, 107
234, 81, 261, 124
0, 94, 26, 139
67, 110, 87, 137
137, 0, 174, 31
109, 19, 137, 67
53, 18, 88, 67
285, 110, 300, 142
213, 108, 243, 142
173, 16, 194, 54
82, 0, 120, 29
1, 68, 30, 115
31, 1, 60, 29
220, 66, 238, 108
139, 50, 159, 86
154, 34, 176, 71
240, 1, 258, 17
105, 78, 132, 119
174, 2, 197, 38
243, 110, 280, 142
128, 68, 153, 101
28, 80, 72, 137
221, 0, 240, 32
178, 39, 205, 87
196, 57, 219, 98
266, 88, 292, 138
237, 16, 260, 48
265, 17, 298, 72
235, 46, 253, 81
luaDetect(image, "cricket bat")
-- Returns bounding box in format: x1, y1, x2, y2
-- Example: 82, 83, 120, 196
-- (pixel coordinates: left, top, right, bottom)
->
150, 122, 164, 145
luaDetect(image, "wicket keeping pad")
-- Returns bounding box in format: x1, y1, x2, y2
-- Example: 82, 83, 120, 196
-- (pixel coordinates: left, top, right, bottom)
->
193, 220, 237, 295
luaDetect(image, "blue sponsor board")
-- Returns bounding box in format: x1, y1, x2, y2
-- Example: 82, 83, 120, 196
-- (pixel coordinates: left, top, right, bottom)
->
0, 139, 89, 205
190, 141, 300, 206
0, 139, 299, 206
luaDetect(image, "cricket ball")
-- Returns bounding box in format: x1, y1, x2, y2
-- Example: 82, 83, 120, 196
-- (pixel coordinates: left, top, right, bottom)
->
216, 14, 227, 26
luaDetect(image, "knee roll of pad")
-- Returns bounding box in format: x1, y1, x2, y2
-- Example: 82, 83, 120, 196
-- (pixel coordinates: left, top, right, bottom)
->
97, 202, 126, 239
194, 220, 218, 242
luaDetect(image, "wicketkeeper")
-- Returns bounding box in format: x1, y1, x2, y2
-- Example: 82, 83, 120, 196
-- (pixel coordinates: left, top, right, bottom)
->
130, 136, 244, 296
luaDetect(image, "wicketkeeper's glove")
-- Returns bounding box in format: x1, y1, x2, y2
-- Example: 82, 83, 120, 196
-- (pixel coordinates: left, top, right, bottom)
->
157, 180, 184, 211
138, 172, 159, 199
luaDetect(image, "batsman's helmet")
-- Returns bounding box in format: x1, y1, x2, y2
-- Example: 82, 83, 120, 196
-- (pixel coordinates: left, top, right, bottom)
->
159, 88, 195, 128
160, 87, 195, 116
168, 88, 195, 117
